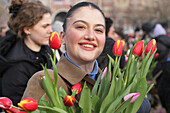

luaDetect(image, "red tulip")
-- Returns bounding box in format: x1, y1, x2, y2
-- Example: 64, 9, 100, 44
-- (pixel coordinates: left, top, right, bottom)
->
49, 32, 61, 49
154, 53, 159, 59
6, 107, 20, 113
132, 40, 144, 57
112, 40, 125, 56
71, 83, 81, 95
18, 98, 38, 111
63, 95, 75, 107
145, 39, 157, 55
0, 97, 12, 110
124, 93, 140, 104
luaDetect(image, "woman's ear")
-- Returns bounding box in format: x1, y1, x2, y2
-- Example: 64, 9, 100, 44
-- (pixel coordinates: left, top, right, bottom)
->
23, 27, 31, 35
60, 31, 66, 45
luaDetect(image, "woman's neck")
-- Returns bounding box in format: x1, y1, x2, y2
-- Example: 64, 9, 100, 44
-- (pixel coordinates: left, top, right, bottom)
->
65, 53, 95, 73
24, 38, 41, 52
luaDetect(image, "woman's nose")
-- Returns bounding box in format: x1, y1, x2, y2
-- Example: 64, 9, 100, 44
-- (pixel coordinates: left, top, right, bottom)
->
48, 26, 53, 34
85, 29, 95, 41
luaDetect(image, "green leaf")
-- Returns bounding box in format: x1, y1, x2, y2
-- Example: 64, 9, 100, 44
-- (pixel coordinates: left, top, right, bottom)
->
58, 87, 67, 98
42, 65, 61, 108
92, 69, 103, 96
105, 83, 133, 113
101, 60, 112, 101
114, 98, 132, 113
48, 54, 60, 103
52, 107, 68, 113
79, 82, 91, 113
142, 50, 157, 78
91, 95, 100, 111
146, 83, 154, 94
124, 46, 133, 87
75, 107, 82, 113
126, 57, 138, 86
125, 77, 147, 113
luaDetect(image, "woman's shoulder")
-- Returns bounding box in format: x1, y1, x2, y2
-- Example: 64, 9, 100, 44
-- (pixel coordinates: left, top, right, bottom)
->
22, 69, 69, 101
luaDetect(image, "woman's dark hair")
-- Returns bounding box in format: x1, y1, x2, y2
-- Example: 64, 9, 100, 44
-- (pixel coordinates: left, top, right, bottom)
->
8, 0, 51, 39
63, 1, 105, 32
105, 17, 113, 36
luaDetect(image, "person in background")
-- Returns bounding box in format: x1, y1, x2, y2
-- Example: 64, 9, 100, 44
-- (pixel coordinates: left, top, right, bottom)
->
151, 23, 170, 113
0, 24, 7, 38
0, 0, 53, 106
97, 17, 125, 70
141, 21, 153, 40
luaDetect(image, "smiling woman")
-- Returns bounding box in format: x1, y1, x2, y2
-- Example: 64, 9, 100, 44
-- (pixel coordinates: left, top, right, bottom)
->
0, 0, 54, 106
22, 1, 106, 101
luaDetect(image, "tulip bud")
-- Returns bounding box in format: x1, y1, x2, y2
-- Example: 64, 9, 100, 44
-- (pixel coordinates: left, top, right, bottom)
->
71, 83, 81, 95
49, 32, 61, 49
154, 53, 159, 59
125, 55, 128, 65
101, 67, 112, 80
18, 98, 38, 111
132, 40, 144, 57
101, 67, 107, 80
124, 93, 140, 104
0, 97, 12, 110
112, 40, 125, 56
145, 39, 157, 55
6, 107, 20, 113
63, 95, 75, 107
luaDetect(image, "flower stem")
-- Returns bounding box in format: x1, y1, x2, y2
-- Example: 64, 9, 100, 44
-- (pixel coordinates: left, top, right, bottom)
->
11, 105, 22, 110
54, 49, 56, 64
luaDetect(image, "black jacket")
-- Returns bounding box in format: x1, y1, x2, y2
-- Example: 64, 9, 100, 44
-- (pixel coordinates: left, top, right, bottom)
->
154, 35, 170, 62
0, 30, 53, 106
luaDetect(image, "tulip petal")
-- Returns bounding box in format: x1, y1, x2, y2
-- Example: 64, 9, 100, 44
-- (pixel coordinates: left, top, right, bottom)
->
124, 93, 140, 104
0, 97, 12, 110
71, 83, 81, 95
18, 98, 38, 111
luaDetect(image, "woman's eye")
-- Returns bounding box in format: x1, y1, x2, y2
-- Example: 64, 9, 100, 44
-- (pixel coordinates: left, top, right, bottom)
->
95, 29, 103, 33
76, 26, 85, 29
43, 25, 48, 29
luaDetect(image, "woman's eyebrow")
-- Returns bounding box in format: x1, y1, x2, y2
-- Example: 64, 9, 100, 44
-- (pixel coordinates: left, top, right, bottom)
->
95, 24, 105, 29
72, 20, 87, 25
73, 20, 105, 28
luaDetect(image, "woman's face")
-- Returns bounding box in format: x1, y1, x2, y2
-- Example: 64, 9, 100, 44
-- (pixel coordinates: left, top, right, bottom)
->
62, 7, 105, 64
26, 13, 53, 47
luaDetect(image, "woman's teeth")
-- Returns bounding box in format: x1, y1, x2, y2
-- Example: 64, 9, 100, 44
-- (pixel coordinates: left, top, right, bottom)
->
82, 44, 94, 48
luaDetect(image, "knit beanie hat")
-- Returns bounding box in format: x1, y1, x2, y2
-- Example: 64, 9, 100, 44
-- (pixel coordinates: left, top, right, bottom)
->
153, 24, 166, 37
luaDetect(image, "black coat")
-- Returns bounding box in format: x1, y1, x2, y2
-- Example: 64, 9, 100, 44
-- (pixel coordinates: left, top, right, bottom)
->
154, 35, 170, 62
0, 30, 53, 106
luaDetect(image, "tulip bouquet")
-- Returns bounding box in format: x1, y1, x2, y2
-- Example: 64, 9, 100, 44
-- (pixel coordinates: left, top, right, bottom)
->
0, 32, 157, 113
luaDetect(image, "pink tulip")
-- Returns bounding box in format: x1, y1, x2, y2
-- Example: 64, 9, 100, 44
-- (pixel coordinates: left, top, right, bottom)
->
101, 67, 112, 80
124, 93, 140, 104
